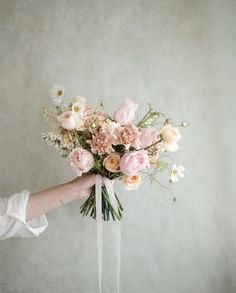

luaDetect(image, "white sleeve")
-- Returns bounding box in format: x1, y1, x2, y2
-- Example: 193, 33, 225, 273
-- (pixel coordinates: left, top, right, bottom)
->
0, 190, 48, 241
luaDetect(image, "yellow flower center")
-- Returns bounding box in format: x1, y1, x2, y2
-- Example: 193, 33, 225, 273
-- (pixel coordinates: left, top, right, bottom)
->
57, 90, 63, 96
73, 106, 80, 112
172, 170, 177, 175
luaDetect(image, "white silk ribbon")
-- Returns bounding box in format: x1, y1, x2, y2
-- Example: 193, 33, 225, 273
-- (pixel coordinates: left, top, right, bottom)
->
95, 175, 121, 293
95, 175, 103, 293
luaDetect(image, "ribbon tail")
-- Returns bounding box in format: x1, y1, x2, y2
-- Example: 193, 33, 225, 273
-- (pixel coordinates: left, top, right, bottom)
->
116, 221, 121, 293
104, 178, 121, 293
95, 175, 103, 293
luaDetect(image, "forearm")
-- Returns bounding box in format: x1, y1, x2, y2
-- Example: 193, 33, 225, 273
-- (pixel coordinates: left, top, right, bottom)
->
25, 181, 79, 221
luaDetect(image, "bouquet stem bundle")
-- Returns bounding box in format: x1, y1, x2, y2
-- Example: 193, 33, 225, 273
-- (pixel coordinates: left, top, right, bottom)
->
80, 186, 123, 221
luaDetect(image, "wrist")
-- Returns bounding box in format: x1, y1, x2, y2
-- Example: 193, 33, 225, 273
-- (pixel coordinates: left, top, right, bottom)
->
59, 181, 80, 205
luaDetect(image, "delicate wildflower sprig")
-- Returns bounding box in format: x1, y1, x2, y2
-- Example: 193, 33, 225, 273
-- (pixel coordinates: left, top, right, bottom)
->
137, 105, 164, 128
41, 132, 74, 157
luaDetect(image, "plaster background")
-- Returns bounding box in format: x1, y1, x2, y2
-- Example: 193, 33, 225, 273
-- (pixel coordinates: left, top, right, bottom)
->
0, 1, 235, 292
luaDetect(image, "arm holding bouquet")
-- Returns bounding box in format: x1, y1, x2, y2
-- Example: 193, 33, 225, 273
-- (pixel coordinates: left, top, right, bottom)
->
0, 174, 95, 241
26, 173, 95, 221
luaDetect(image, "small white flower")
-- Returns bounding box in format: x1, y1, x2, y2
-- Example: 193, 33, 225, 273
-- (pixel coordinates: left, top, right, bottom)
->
71, 96, 86, 118
157, 142, 179, 153
170, 164, 185, 183
51, 84, 65, 104
165, 142, 179, 152
72, 101, 85, 117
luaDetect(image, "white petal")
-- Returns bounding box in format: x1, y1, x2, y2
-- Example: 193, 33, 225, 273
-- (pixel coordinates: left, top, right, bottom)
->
177, 165, 185, 174
178, 172, 184, 178
172, 164, 177, 170
165, 142, 179, 152
171, 175, 179, 183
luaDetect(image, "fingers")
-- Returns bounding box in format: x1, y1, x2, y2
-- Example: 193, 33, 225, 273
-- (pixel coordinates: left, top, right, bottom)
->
81, 173, 96, 189
71, 173, 109, 195
81, 174, 107, 187
71, 173, 96, 189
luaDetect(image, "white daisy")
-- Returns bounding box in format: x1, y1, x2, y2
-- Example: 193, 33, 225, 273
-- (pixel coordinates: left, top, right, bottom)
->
51, 84, 65, 104
170, 164, 185, 183
71, 96, 86, 118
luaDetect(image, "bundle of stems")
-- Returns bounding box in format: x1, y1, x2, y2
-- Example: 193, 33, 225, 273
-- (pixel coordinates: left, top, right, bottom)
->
80, 185, 123, 221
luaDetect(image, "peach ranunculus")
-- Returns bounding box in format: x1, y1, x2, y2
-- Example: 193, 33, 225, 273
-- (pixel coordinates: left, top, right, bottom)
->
122, 174, 142, 190
116, 123, 141, 149
58, 111, 77, 130
114, 98, 138, 125
120, 150, 149, 176
160, 124, 181, 144
139, 127, 158, 149
103, 153, 121, 172
86, 132, 114, 155
68, 147, 94, 176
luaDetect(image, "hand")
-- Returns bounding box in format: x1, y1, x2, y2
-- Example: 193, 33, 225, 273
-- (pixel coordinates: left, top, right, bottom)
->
26, 173, 97, 221
70, 173, 96, 199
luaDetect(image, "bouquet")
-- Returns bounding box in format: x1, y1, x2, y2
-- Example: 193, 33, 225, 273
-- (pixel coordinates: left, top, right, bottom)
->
42, 84, 187, 221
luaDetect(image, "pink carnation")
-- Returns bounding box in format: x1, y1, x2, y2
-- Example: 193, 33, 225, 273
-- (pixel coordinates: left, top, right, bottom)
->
116, 124, 141, 149
84, 112, 107, 133
68, 148, 94, 176
87, 132, 114, 155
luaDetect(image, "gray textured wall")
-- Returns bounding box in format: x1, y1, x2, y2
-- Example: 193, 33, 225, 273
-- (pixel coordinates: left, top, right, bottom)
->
0, 0, 235, 292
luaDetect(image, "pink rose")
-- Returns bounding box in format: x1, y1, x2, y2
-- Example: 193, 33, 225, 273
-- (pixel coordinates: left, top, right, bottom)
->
139, 128, 158, 148
114, 98, 138, 125
120, 150, 149, 176
58, 111, 77, 130
68, 147, 94, 176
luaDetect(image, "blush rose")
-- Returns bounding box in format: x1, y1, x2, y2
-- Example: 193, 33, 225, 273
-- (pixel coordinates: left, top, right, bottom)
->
120, 150, 149, 176
68, 147, 94, 176
139, 127, 158, 149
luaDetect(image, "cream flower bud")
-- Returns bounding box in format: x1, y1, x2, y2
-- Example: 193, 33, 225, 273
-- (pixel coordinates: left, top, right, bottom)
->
160, 124, 181, 144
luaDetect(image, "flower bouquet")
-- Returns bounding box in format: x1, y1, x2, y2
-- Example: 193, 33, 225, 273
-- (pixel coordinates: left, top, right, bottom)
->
42, 85, 187, 221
